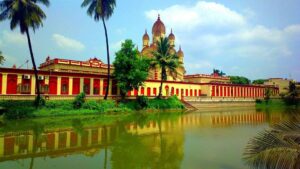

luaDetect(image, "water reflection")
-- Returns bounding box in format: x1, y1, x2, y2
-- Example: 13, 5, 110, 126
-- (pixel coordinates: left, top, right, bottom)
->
0, 108, 294, 169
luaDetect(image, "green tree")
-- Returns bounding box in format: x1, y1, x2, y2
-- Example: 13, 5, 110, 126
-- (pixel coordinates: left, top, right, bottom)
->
252, 79, 267, 84
81, 0, 116, 100
212, 69, 226, 76
284, 81, 298, 105
0, 0, 50, 105
113, 40, 150, 99
244, 117, 300, 169
264, 88, 272, 104
229, 76, 251, 85
0, 51, 4, 65
151, 37, 180, 98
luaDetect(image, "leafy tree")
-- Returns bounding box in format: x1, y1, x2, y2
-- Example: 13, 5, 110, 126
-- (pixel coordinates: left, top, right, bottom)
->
284, 81, 298, 105
212, 69, 226, 76
0, 0, 50, 105
113, 40, 150, 99
151, 37, 180, 98
252, 79, 267, 84
264, 88, 272, 104
229, 76, 251, 85
0, 51, 4, 65
81, 0, 116, 100
244, 116, 300, 169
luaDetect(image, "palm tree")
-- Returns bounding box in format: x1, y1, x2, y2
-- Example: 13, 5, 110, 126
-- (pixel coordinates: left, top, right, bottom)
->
0, 51, 4, 65
152, 37, 180, 98
0, 0, 50, 104
243, 117, 300, 169
81, 0, 116, 100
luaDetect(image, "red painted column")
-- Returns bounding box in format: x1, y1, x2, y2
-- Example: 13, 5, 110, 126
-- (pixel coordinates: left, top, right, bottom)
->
212, 86, 215, 97
72, 78, 80, 95
0, 74, 2, 94
49, 76, 58, 95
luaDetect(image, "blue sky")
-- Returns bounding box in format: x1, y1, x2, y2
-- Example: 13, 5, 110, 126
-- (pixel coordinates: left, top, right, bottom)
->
0, 0, 300, 81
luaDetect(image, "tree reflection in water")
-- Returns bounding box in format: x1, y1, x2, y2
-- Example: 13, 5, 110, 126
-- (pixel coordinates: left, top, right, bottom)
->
244, 109, 300, 169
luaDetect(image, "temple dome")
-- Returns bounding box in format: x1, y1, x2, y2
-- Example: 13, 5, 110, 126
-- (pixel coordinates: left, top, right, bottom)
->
143, 30, 149, 40
152, 15, 166, 37
168, 29, 175, 40
177, 46, 184, 57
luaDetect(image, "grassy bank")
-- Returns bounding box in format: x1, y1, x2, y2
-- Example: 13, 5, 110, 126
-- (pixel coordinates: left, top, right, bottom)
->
256, 99, 299, 111
0, 96, 184, 120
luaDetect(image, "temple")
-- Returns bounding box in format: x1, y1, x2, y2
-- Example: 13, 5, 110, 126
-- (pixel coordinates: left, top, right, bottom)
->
0, 15, 279, 100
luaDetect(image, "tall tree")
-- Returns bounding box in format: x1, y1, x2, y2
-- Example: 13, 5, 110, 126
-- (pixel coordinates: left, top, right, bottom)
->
113, 39, 150, 99
151, 37, 180, 98
0, 0, 50, 104
0, 51, 4, 65
81, 0, 116, 100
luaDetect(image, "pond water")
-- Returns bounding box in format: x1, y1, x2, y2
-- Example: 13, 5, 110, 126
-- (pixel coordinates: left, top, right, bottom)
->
0, 107, 298, 169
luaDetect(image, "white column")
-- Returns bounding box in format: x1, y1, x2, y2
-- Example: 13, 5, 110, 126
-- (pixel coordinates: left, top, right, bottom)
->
80, 78, 84, 93
31, 75, 36, 95
57, 77, 61, 95
90, 78, 94, 95
69, 77, 73, 95
1, 73, 7, 94
100, 79, 104, 96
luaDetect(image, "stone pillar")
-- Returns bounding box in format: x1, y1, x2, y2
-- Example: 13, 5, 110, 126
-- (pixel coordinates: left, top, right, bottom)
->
54, 132, 59, 149
69, 77, 73, 95
0, 137, 4, 156
66, 132, 71, 148
100, 79, 104, 96
45, 76, 49, 85
80, 78, 84, 93
57, 77, 61, 95
109, 79, 113, 95
1, 73, 7, 94
90, 78, 94, 95
17, 74, 22, 85
28, 135, 33, 153
31, 75, 36, 95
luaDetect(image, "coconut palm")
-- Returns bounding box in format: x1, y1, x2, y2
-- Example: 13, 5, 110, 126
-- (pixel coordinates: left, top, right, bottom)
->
0, 0, 50, 104
243, 117, 300, 169
152, 37, 180, 98
0, 51, 4, 65
81, 0, 116, 100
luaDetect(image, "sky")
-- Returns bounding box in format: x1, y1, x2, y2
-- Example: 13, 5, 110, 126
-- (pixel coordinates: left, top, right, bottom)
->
0, 0, 300, 81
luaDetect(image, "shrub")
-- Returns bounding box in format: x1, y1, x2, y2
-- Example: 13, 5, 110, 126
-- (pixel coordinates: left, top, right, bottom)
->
73, 93, 86, 109
136, 96, 149, 109
4, 107, 35, 120
45, 100, 73, 109
82, 100, 100, 110
148, 96, 184, 109
34, 96, 46, 107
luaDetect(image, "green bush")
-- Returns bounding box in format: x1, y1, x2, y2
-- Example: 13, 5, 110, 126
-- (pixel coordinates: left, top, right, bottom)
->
73, 93, 86, 109
4, 107, 35, 120
82, 100, 100, 110
136, 96, 149, 109
148, 96, 184, 109
45, 100, 73, 109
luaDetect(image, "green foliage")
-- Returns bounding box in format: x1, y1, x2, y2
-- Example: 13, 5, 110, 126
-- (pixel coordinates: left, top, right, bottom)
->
244, 116, 300, 169
0, 0, 50, 34
73, 93, 86, 109
264, 88, 272, 104
0, 100, 35, 120
34, 96, 46, 107
252, 79, 267, 84
229, 76, 251, 84
151, 37, 181, 97
81, 0, 116, 21
113, 39, 150, 99
280, 81, 298, 106
0, 51, 5, 65
148, 96, 184, 109
136, 96, 149, 109
45, 100, 73, 109
212, 69, 226, 76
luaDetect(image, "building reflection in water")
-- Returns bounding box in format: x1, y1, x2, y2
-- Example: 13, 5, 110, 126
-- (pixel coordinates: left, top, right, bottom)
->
0, 109, 284, 168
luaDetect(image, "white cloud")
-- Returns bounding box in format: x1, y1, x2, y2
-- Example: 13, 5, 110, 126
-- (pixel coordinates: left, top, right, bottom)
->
145, 1, 246, 31
0, 31, 26, 46
52, 34, 85, 51
145, 1, 300, 80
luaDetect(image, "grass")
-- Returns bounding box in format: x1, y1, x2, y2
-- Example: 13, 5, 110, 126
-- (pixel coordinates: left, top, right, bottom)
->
0, 95, 185, 120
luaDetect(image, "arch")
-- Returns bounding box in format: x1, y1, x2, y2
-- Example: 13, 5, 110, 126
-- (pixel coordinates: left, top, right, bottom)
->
147, 87, 151, 96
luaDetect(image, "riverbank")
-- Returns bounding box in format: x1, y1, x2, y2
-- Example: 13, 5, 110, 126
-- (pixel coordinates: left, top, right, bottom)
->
0, 96, 184, 120
256, 99, 299, 111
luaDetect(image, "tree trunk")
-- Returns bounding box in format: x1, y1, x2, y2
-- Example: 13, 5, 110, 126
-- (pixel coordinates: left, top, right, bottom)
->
102, 17, 110, 100
158, 67, 165, 98
25, 28, 41, 106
